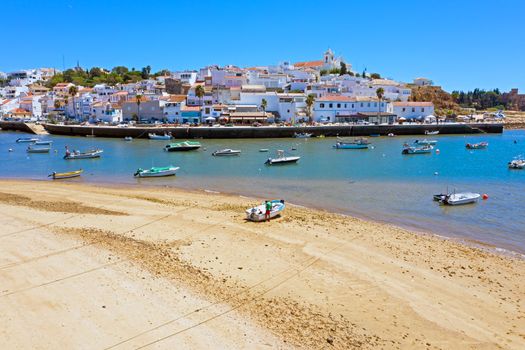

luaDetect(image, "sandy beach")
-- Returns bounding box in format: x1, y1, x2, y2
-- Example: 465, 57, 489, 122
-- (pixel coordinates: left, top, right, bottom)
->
0, 180, 523, 349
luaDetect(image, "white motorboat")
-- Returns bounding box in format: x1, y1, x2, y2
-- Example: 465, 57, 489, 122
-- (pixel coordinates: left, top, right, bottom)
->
64, 146, 103, 160
148, 132, 172, 140
442, 192, 481, 205
16, 137, 38, 143
402, 143, 433, 154
134, 166, 179, 177
413, 139, 437, 146
265, 150, 300, 165
27, 146, 50, 153
293, 132, 312, 138
425, 130, 439, 135
212, 148, 241, 156
508, 159, 525, 169
124, 136, 133, 141
259, 148, 269, 152
245, 199, 285, 222
35, 140, 53, 145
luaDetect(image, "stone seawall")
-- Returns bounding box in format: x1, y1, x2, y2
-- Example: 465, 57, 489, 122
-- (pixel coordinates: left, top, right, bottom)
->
40, 123, 504, 139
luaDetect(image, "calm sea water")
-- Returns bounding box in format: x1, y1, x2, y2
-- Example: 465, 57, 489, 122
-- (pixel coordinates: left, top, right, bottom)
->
1, 130, 524, 254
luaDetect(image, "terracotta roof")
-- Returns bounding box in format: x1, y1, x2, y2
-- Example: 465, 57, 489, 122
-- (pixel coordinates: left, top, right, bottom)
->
224, 75, 245, 79
167, 94, 186, 103
11, 108, 30, 114
317, 95, 353, 102
393, 102, 433, 107
294, 60, 324, 68
1, 99, 13, 105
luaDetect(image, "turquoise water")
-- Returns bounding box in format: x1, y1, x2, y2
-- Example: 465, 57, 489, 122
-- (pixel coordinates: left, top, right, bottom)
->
1, 130, 525, 254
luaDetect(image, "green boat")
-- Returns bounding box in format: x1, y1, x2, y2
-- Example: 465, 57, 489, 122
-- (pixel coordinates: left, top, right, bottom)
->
134, 166, 180, 177
164, 141, 202, 152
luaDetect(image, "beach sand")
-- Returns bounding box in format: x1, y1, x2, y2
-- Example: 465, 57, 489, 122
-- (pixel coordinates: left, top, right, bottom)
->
0, 180, 523, 349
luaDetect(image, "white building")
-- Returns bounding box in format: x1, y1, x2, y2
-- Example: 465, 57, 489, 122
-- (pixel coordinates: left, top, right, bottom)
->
162, 95, 187, 123
389, 102, 434, 120
313, 95, 394, 124
172, 71, 198, 85
91, 102, 122, 123
413, 77, 433, 87
93, 84, 117, 101
0, 99, 18, 116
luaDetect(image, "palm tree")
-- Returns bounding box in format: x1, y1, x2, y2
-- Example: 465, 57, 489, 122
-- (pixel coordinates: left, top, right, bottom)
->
195, 85, 205, 106
376, 88, 384, 124
306, 94, 315, 124
53, 99, 61, 110
68, 85, 78, 119
135, 94, 143, 122
64, 97, 69, 117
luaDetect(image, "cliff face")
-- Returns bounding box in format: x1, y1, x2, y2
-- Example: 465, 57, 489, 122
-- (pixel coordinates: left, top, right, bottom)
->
408, 85, 460, 115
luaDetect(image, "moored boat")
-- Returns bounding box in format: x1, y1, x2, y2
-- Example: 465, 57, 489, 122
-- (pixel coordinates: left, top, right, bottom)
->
27, 146, 50, 153
164, 141, 201, 152
148, 132, 172, 140
134, 166, 180, 177
402, 143, 433, 154
245, 199, 285, 222
508, 159, 525, 169
16, 137, 38, 143
64, 146, 103, 160
293, 132, 312, 138
265, 150, 300, 165
466, 142, 488, 149
124, 136, 133, 141
425, 130, 439, 135
441, 192, 481, 205
333, 137, 370, 149
212, 148, 241, 156
259, 148, 269, 152
49, 169, 83, 179
35, 140, 53, 145
413, 139, 438, 146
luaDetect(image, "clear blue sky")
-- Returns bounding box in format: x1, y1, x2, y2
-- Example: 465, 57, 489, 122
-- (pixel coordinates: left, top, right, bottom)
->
2, 0, 524, 92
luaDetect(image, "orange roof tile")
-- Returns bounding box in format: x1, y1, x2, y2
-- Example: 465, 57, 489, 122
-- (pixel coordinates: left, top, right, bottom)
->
294, 60, 324, 68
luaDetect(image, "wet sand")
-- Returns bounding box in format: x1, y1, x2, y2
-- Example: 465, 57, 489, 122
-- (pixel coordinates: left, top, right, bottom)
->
0, 180, 523, 349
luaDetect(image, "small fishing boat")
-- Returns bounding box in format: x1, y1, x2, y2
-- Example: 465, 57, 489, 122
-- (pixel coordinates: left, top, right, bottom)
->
134, 166, 180, 177
333, 137, 370, 149
402, 143, 433, 154
466, 142, 488, 149
164, 141, 201, 152
212, 149, 241, 156
124, 136, 133, 141
245, 199, 285, 222
64, 147, 103, 160
149, 132, 172, 140
16, 137, 38, 143
293, 132, 312, 138
35, 140, 53, 145
508, 159, 525, 169
49, 169, 83, 179
259, 148, 269, 152
425, 130, 439, 135
369, 134, 380, 137
387, 133, 395, 137
441, 192, 481, 205
265, 150, 300, 165
413, 139, 437, 146
27, 146, 50, 153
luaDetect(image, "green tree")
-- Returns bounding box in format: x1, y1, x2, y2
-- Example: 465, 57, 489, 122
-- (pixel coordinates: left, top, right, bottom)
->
370, 73, 381, 79
362, 69, 367, 78
195, 85, 205, 106
305, 94, 315, 124
53, 99, 61, 110
68, 85, 78, 119
340, 62, 347, 75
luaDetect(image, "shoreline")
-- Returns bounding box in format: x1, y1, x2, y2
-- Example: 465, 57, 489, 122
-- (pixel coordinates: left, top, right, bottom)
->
1, 179, 524, 348
1, 176, 524, 259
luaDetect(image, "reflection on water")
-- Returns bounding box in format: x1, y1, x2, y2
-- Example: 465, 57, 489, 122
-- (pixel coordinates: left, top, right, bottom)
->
1, 130, 524, 253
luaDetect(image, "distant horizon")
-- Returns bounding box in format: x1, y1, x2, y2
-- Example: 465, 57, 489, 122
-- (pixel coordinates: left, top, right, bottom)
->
2, 0, 524, 92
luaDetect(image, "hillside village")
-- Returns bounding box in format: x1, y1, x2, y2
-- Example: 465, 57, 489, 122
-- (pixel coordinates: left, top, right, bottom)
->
0, 49, 517, 126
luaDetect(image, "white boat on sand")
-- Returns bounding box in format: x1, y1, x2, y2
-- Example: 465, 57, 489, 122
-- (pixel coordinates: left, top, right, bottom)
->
245, 200, 285, 222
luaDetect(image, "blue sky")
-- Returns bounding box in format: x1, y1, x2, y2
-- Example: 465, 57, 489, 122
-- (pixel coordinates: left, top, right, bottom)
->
2, 0, 524, 92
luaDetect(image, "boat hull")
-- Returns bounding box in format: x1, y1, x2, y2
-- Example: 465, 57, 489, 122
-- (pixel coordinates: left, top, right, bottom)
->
64, 150, 103, 160
212, 149, 241, 156
135, 167, 179, 177
51, 170, 83, 179
443, 193, 480, 205
265, 157, 300, 165
165, 146, 201, 152
27, 148, 50, 153
333, 143, 368, 149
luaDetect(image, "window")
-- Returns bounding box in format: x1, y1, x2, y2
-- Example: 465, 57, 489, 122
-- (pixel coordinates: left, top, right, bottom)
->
329, 103, 333, 108
287, 109, 290, 113
412, 107, 415, 112
421, 108, 424, 112
367, 103, 370, 107
374, 103, 377, 107
337, 103, 341, 108
402, 107, 406, 112
320, 103, 325, 108
360, 103, 363, 107
352, 104, 354, 108
344, 104, 347, 108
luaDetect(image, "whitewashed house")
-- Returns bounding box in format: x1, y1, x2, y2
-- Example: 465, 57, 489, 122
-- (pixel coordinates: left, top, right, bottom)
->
389, 102, 434, 120
313, 95, 395, 124
91, 102, 122, 123
93, 84, 117, 101
0, 99, 18, 116
172, 71, 198, 85
413, 77, 433, 86
162, 95, 186, 123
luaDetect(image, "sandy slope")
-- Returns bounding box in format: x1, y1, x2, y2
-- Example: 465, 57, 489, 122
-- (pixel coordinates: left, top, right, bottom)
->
0, 180, 523, 349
